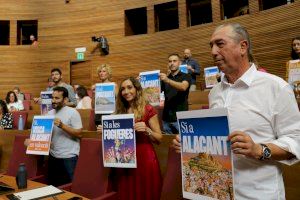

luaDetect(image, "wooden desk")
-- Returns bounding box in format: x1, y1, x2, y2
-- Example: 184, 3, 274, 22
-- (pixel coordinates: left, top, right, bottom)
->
0, 175, 88, 199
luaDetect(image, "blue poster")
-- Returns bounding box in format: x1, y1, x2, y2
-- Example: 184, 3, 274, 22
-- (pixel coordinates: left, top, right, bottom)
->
102, 114, 136, 168
139, 70, 160, 106
180, 64, 188, 74
177, 108, 234, 200
26, 115, 55, 155
40, 91, 53, 115
95, 83, 115, 114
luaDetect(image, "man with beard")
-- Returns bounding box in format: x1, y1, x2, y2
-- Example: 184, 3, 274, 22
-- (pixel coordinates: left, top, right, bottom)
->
160, 53, 191, 134
48, 86, 83, 186
51, 68, 77, 107
181, 49, 200, 91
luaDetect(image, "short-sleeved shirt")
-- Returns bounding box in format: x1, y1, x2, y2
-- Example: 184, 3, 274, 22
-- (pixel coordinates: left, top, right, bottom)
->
161, 71, 191, 122
48, 106, 82, 158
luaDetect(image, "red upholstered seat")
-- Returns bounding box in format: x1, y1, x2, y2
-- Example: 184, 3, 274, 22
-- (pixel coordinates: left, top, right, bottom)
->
24, 93, 31, 100
59, 138, 117, 199
89, 109, 96, 131
11, 111, 28, 130
22, 100, 31, 111
160, 146, 183, 200
6, 134, 38, 178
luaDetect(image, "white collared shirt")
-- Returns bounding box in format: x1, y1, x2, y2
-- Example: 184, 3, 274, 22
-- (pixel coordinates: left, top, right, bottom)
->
209, 64, 300, 200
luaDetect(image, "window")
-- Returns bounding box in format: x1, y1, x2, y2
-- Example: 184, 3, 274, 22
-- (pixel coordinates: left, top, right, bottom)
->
186, 0, 212, 26
17, 20, 38, 45
259, 0, 294, 11
155, 1, 179, 32
220, 0, 249, 20
125, 7, 147, 36
0, 21, 10, 45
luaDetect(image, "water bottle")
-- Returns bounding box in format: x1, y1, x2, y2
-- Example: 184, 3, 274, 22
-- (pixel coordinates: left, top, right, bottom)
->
18, 115, 24, 130
160, 92, 165, 107
16, 163, 27, 189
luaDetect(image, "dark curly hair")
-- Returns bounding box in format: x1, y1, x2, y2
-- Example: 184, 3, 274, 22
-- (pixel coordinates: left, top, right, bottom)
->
0, 99, 9, 114
6, 91, 18, 103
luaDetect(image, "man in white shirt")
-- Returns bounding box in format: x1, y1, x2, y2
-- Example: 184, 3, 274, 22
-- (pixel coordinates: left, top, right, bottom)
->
48, 86, 82, 186
173, 23, 300, 199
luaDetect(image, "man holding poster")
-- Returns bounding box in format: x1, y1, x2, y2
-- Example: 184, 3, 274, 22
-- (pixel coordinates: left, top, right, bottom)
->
48, 86, 83, 186
173, 23, 300, 199
160, 53, 191, 134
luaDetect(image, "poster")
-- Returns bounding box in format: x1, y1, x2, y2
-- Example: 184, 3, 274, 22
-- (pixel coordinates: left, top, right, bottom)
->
40, 91, 53, 115
204, 66, 219, 88
177, 108, 234, 200
180, 64, 188, 74
95, 83, 115, 114
102, 114, 136, 168
26, 115, 55, 155
139, 70, 161, 106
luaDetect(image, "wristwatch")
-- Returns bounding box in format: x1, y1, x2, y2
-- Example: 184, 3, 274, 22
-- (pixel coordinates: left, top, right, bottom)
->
259, 144, 271, 160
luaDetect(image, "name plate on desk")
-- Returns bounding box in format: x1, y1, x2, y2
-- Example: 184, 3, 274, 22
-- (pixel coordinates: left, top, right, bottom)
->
8, 185, 63, 200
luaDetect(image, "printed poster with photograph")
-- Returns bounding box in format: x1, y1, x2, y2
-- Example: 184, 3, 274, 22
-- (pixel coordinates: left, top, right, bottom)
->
95, 83, 115, 114
177, 108, 234, 200
40, 91, 53, 115
139, 70, 161, 106
26, 115, 55, 155
102, 114, 136, 168
204, 66, 219, 88
286, 59, 300, 85
180, 64, 188, 74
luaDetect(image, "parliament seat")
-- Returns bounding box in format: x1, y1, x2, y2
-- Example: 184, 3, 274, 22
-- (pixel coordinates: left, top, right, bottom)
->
11, 111, 28, 130
59, 138, 117, 199
22, 100, 31, 111
5, 134, 45, 182
160, 146, 183, 200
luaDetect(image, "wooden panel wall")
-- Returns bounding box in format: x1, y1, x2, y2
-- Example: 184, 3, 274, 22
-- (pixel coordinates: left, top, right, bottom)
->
0, 0, 299, 99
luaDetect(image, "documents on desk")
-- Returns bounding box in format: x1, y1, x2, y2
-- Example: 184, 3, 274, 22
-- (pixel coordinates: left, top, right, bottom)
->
10, 185, 63, 200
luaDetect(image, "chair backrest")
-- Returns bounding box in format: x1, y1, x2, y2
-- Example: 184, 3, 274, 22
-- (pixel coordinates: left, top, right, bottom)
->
6, 134, 38, 178
12, 111, 28, 129
89, 109, 96, 131
22, 100, 31, 111
71, 138, 110, 199
24, 93, 31, 100
160, 146, 183, 200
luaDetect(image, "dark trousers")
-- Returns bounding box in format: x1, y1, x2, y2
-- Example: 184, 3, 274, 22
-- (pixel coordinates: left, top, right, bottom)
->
48, 154, 78, 186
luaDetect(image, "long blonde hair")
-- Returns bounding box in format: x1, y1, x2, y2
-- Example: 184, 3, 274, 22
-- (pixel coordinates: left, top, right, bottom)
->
115, 77, 147, 120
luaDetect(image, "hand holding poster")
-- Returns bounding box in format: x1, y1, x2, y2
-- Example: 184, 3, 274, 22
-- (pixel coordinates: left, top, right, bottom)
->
40, 91, 53, 115
95, 83, 116, 114
177, 108, 234, 200
102, 114, 136, 168
26, 115, 55, 155
139, 70, 161, 106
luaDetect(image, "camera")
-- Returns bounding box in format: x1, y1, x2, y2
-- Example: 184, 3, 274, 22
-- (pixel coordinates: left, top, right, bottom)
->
91, 36, 102, 42
91, 36, 109, 55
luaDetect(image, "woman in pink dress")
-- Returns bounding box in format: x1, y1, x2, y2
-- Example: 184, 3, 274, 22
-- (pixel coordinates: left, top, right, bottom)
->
111, 77, 163, 200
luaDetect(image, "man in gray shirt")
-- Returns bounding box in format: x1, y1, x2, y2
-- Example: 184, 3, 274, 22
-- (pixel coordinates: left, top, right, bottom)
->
50, 68, 77, 107
48, 86, 82, 186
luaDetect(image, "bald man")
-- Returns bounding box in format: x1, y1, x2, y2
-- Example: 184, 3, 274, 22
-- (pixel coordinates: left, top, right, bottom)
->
182, 49, 200, 91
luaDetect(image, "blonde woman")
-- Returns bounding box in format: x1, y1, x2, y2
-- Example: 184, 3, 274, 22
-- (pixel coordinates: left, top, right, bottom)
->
110, 77, 163, 200
92, 64, 118, 126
